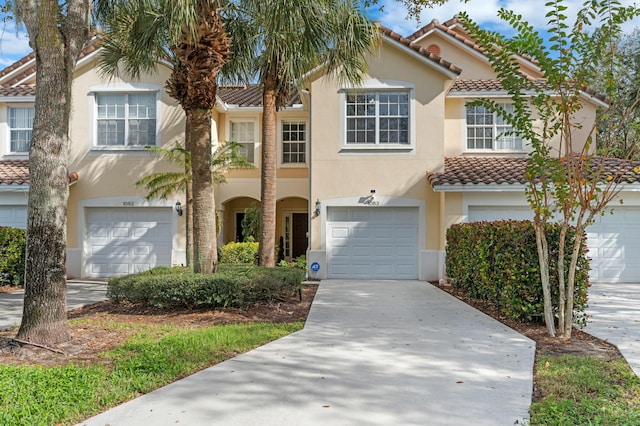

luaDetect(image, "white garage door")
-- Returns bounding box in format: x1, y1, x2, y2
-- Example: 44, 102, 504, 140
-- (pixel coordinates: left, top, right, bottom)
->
326, 207, 418, 279
85, 207, 173, 278
588, 208, 640, 283
467, 206, 640, 283
0, 205, 27, 229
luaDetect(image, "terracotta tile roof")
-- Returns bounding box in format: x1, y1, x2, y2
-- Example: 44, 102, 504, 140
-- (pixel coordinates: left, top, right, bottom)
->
0, 34, 102, 88
0, 160, 29, 185
0, 85, 36, 97
429, 157, 529, 187
449, 78, 607, 103
429, 156, 640, 188
407, 17, 539, 65
406, 17, 464, 42
0, 160, 81, 186
378, 25, 462, 76
217, 85, 301, 108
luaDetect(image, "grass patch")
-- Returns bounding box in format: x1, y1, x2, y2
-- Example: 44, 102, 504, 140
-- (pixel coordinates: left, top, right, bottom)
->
0, 321, 302, 426
530, 355, 640, 425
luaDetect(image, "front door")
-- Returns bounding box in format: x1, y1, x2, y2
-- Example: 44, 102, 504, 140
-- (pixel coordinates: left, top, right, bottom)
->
235, 212, 245, 242
292, 213, 308, 259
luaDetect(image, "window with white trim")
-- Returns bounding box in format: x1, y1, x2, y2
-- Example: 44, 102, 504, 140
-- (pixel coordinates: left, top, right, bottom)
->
282, 121, 306, 164
230, 121, 256, 163
346, 91, 409, 145
8, 107, 34, 153
466, 103, 522, 151
96, 93, 156, 147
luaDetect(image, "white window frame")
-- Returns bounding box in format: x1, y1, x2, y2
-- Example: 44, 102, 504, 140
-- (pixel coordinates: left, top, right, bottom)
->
464, 101, 525, 152
88, 83, 162, 151
340, 79, 416, 152
279, 119, 307, 167
227, 116, 259, 165
6, 105, 34, 155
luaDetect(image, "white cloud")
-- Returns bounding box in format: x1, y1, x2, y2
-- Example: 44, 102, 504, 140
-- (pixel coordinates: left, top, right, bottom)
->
374, 0, 640, 37
0, 22, 31, 67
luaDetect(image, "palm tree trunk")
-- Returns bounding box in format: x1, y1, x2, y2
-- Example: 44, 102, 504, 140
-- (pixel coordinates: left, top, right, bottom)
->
258, 74, 278, 267
186, 108, 217, 273
16, 0, 89, 345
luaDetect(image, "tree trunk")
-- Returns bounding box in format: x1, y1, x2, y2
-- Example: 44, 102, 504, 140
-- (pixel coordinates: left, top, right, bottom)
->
186, 108, 217, 273
534, 217, 556, 337
556, 223, 569, 336
564, 223, 585, 338
15, 0, 89, 345
186, 175, 193, 267
258, 75, 278, 267
185, 119, 193, 267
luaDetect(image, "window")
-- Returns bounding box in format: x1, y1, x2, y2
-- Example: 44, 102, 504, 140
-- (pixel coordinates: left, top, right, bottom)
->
466, 103, 522, 150
346, 91, 409, 145
96, 93, 156, 147
282, 122, 306, 164
230, 121, 256, 163
8, 107, 34, 153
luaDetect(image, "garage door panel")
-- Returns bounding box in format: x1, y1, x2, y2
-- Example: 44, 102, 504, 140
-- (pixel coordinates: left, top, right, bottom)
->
331, 226, 349, 239
328, 208, 349, 221
112, 227, 131, 238
327, 207, 418, 279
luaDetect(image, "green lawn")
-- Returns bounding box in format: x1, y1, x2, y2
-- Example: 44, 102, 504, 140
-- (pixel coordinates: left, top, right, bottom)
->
0, 320, 302, 426
530, 355, 640, 425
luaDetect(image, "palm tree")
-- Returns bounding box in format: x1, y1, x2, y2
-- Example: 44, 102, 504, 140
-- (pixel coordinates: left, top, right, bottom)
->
95, 0, 232, 273
227, 0, 379, 266
136, 142, 253, 265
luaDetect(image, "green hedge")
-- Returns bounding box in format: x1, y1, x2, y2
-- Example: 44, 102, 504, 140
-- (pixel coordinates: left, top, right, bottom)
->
107, 265, 304, 309
219, 241, 259, 265
446, 220, 589, 323
0, 227, 26, 286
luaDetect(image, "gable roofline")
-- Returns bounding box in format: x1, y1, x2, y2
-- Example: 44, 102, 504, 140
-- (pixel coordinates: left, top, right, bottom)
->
407, 17, 543, 76
378, 25, 462, 78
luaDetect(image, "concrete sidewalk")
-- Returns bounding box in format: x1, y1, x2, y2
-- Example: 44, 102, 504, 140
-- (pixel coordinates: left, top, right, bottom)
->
0, 280, 108, 330
80, 280, 535, 426
586, 283, 640, 377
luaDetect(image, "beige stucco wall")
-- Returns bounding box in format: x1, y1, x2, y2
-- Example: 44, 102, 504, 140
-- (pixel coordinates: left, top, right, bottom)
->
309, 40, 453, 256
64, 58, 185, 250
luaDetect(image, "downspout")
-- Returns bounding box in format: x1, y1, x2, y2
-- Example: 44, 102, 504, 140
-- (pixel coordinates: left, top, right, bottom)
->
300, 88, 311, 279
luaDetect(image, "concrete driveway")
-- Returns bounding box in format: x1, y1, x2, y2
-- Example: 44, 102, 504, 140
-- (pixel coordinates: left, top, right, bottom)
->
586, 283, 640, 376
0, 280, 107, 330
80, 280, 535, 426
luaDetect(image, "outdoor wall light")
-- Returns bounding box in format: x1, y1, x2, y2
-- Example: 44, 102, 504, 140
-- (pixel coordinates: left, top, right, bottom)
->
315, 199, 321, 217
175, 201, 183, 216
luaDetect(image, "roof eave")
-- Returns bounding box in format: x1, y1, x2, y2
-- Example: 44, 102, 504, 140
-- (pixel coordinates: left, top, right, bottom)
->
432, 183, 527, 192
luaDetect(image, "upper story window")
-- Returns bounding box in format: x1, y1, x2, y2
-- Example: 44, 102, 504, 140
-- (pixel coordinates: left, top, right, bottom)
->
96, 93, 157, 147
466, 103, 522, 151
230, 121, 256, 163
282, 121, 306, 164
346, 91, 409, 145
8, 107, 34, 153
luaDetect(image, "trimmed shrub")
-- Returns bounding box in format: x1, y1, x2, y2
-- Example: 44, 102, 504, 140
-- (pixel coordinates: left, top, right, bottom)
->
446, 220, 589, 323
219, 241, 259, 265
0, 227, 26, 286
107, 264, 304, 309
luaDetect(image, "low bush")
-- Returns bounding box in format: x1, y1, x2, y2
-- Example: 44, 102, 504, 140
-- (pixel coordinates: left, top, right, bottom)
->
278, 255, 306, 270
446, 220, 589, 323
107, 264, 304, 309
0, 227, 26, 286
219, 241, 259, 265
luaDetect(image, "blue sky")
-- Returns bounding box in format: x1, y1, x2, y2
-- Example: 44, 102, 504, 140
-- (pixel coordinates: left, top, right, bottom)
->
0, 0, 639, 69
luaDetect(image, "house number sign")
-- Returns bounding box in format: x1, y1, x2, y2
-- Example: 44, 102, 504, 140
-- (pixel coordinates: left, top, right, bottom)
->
123, 201, 135, 206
